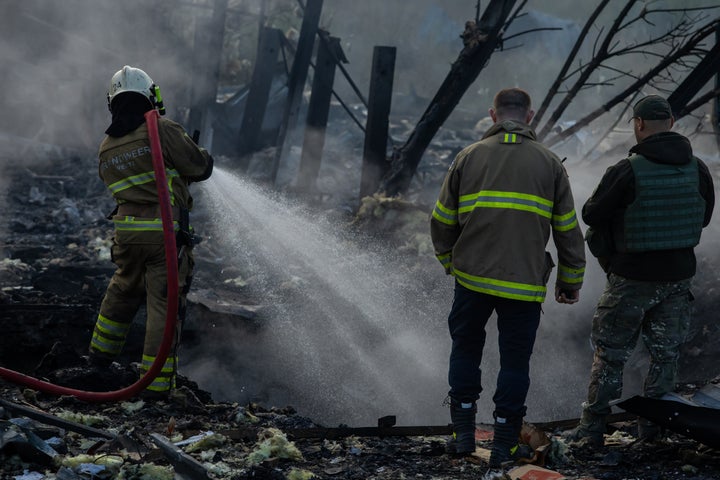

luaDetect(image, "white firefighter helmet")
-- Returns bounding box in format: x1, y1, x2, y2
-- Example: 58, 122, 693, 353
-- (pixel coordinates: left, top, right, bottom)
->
107, 65, 157, 108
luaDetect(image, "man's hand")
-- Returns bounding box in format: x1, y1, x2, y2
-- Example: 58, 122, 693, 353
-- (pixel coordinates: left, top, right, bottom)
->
555, 287, 579, 304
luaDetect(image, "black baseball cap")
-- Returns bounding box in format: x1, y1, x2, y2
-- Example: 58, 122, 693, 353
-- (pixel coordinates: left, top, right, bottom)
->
632, 95, 672, 120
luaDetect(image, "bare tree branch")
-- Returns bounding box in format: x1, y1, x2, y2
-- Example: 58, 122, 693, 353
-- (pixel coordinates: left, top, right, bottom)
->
536, 0, 638, 139
503, 27, 562, 42
536, 2, 718, 141
597, 63, 641, 81
503, 0, 529, 32
581, 91, 641, 160
544, 19, 720, 148
531, 0, 612, 129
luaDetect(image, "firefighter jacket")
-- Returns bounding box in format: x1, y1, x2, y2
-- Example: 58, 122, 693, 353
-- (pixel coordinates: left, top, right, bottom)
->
430, 120, 586, 302
582, 131, 715, 281
98, 117, 213, 244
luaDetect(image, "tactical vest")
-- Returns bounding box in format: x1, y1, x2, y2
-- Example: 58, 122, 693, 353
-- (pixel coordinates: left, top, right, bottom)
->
614, 154, 705, 252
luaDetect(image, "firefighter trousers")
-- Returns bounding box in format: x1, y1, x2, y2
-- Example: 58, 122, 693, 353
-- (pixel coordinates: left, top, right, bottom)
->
89, 241, 194, 392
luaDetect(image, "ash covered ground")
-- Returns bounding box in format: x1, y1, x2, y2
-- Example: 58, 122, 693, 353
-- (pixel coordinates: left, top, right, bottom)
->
1, 143, 720, 479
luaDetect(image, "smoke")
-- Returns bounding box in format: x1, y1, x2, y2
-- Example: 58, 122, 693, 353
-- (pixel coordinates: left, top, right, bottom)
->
0, 0, 205, 152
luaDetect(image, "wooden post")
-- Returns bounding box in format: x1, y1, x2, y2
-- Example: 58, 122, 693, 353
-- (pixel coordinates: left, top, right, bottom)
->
188, 0, 228, 148
295, 36, 341, 192
270, 0, 324, 184
238, 27, 283, 168
377, 0, 517, 197
359, 46, 396, 200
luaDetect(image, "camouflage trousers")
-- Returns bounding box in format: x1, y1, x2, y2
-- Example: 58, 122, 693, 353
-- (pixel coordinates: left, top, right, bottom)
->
583, 273, 692, 416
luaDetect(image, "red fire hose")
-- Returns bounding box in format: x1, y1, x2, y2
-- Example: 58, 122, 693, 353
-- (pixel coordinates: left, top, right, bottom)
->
0, 109, 179, 402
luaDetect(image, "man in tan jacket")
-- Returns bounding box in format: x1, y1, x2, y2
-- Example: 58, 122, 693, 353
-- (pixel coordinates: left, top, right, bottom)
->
430, 88, 585, 468
88, 66, 213, 397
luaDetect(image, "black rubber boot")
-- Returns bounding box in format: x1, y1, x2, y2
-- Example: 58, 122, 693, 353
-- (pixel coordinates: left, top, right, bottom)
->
449, 399, 477, 455
488, 415, 523, 468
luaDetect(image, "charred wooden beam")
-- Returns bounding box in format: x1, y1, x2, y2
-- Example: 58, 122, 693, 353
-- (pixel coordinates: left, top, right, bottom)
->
271, 0, 324, 184
0, 398, 115, 440
377, 0, 518, 197
238, 27, 284, 165
295, 35, 342, 192
188, 0, 228, 147
360, 45, 396, 200
287, 424, 453, 440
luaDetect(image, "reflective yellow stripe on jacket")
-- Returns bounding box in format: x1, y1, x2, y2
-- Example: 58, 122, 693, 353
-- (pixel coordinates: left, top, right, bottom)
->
453, 268, 547, 302
436, 252, 452, 271
432, 202, 458, 226
433, 189, 556, 226
459, 190, 554, 218
558, 264, 585, 285
435, 190, 579, 232
552, 210, 579, 232
108, 168, 180, 204
113, 216, 179, 232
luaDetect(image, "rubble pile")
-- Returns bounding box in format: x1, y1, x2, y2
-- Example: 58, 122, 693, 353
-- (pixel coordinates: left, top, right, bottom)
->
1, 375, 720, 479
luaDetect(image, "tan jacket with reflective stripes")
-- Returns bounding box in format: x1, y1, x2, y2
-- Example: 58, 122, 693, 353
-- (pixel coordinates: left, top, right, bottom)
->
98, 117, 213, 243
430, 120, 585, 302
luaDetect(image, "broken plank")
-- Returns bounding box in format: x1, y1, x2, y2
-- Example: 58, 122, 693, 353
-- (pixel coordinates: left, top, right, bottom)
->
288, 424, 453, 440
0, 398, 115, 440
0, 304, 90, 312
149, 433, 213, 480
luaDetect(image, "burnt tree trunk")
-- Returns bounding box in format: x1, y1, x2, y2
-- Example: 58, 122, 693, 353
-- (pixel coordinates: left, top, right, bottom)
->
712, 24, 720, 153
667, 42, 720, 118
376, 0, 517, 198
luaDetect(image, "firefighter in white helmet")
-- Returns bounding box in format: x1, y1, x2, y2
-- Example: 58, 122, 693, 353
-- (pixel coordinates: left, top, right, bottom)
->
88, 65, 213, 398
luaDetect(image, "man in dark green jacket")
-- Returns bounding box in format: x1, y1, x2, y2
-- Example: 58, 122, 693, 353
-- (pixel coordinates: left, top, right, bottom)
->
569, 95, 715, 446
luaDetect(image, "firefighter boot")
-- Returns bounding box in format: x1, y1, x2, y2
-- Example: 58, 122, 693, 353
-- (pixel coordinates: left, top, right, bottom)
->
449, 399, 477, 455
488, 415, 526, 468
566, 410, 606, 447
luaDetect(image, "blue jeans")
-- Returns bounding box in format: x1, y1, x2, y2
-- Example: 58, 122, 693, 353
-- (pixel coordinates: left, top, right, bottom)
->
448, 282, 541, 419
